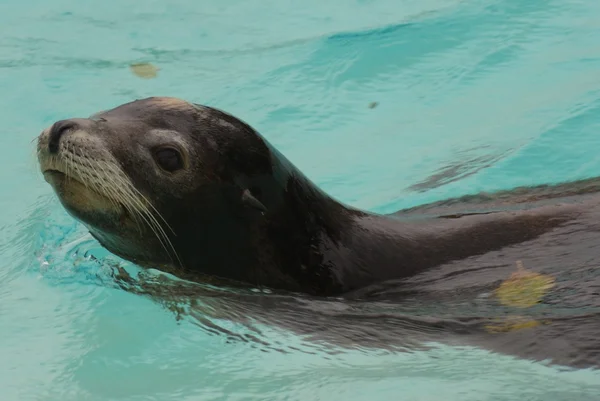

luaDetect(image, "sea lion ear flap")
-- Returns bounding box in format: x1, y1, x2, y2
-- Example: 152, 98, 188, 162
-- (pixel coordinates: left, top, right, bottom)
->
241, 189, 268, 213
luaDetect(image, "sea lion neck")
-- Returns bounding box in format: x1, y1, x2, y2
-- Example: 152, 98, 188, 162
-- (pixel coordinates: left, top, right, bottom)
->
334, 202, 580, 296
246, 146, 356, 295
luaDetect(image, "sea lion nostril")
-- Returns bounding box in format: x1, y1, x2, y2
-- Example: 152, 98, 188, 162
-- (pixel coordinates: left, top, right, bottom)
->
48, 119, 78, 154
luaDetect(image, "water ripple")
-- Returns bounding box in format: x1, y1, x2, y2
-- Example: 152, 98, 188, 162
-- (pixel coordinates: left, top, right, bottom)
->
3, 0, 600, 399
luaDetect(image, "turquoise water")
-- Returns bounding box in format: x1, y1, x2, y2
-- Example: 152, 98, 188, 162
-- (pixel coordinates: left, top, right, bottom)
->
2, 0, 600, 399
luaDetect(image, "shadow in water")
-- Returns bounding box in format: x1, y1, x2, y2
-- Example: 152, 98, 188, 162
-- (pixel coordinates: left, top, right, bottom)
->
25, 180, 600, 372
31, 225, 600, 371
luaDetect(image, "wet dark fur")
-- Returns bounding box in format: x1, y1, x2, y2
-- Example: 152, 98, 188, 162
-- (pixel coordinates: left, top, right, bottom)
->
39, 98, 600, 369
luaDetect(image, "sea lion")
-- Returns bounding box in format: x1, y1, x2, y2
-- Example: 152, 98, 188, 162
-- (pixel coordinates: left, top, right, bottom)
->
34, 96, 583, 295
36, 97, 600, 368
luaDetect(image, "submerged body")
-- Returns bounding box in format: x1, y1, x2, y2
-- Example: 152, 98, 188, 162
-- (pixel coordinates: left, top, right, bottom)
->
36, 97, 600, 368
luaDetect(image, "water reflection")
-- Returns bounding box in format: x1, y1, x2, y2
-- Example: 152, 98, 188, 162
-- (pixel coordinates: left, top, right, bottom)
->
30, 202, 600, 371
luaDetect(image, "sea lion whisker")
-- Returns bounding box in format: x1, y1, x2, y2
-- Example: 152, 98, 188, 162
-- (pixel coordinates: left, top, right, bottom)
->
83, 156, 128, 215
123, 176, 178, 237
68, 153, 86, 189
72, 153, 90, 190
133, 204, 182, 268
99, 160, 179, 241
104, 172, 178, 265
67, 144, 74, 183
92, 160, 144, 235
98, 161, 183, 268
60, 146, 157, 249
109, 174, 166, 240
63, 143, 70, 181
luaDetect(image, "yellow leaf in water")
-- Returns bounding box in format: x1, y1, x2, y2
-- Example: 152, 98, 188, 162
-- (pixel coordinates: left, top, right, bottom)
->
130, 63, 159, 79
484, 316, 544, 333
495, 260, 555, 308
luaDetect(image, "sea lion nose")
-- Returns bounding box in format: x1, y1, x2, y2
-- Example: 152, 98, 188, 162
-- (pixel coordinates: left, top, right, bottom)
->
48, 119, 79, 154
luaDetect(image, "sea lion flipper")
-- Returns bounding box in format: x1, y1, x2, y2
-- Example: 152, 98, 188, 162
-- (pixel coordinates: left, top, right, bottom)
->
241, 189, 268, 213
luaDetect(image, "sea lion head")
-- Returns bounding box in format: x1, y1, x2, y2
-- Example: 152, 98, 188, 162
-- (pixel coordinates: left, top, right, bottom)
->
36, 97, 291, 283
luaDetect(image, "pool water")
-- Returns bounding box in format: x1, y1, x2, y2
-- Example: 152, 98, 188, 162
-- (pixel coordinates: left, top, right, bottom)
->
2, 0, 600, 399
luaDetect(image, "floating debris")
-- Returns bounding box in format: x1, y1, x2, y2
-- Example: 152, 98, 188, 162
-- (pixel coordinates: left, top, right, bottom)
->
484, 316, 544, 333
130, 62, 159, 79
495, 260, 556, 308
368, 101, 379, 109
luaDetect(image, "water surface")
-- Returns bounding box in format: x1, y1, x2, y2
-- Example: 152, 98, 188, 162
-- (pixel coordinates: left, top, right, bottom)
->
1, 0, 600, 400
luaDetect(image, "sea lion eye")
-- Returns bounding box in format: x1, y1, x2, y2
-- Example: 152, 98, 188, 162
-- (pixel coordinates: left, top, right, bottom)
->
153, 147, 184, 172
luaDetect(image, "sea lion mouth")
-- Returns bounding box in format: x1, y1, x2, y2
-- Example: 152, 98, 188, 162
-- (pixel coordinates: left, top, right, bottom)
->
41, 163, 125, 215
38, 146, 130, 220
42, 168, 66, 180
42, 168, 64, 177
39, 155, 82, 185
41, 163, 76, 185
41, 164, 108, 199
